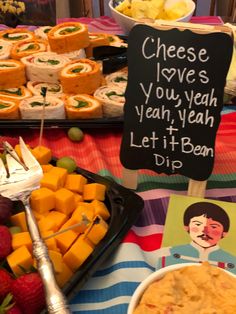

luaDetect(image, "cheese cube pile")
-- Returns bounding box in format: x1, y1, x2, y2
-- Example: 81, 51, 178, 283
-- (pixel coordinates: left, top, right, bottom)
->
7, 163, 110, 288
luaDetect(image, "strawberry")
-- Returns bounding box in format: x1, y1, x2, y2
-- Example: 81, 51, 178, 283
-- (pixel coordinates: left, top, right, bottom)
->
6, 304, 22, 314
0, 269, 13, 302
0, 293, 22, 314
11, 272, 46, 314
0, 226, 12, 260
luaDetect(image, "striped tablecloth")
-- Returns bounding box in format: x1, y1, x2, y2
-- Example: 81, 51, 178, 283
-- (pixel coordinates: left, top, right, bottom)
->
1, 16, 235, 314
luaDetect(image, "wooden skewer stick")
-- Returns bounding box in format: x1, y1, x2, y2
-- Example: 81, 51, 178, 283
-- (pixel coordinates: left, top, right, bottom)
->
38, 87, 47, 147
43, 215, 91, 241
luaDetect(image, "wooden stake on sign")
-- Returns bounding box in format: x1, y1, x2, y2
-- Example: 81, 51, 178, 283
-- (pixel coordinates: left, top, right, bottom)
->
38, 87, 47, 147
122, 168, 138, 190
187, 179, 207, 198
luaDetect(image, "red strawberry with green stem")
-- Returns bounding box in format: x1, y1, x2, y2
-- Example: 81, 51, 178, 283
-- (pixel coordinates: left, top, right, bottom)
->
6, 304, 22, 314
11, 272, 46, 314
0, 293, 22, 314
0, 226, 12, 260
0, 269, 13, 302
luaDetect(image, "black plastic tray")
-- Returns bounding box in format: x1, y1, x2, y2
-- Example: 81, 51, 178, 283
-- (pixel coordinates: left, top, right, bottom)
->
49, 161, 144, 303
0, 117, 124, 129
7, 160, 143, 313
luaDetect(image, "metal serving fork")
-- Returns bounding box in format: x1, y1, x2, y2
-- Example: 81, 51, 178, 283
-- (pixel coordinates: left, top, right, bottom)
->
0, 137, 71, 314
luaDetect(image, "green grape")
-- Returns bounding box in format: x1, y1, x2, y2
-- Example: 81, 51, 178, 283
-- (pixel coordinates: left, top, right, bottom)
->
9, 226, 22, 235
67, 127, 84, 142
56, 156, 77, 173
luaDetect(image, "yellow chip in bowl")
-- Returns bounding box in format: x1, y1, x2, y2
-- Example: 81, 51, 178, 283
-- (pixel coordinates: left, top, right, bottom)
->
116, 0, 131, 13
146, 0, 165, 20
164, 1, 189, 20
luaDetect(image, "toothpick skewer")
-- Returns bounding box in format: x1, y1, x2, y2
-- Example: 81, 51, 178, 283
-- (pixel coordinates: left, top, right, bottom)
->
43, 215, 91, 240
38, 87, 47, 147
2, 141, 28, 171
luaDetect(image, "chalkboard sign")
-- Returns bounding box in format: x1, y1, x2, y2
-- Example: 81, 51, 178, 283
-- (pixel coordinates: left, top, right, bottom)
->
120, 24, 233, 181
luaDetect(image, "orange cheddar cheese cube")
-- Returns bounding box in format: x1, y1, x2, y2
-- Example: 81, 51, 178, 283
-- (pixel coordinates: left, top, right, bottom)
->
48, 250, 63, 273
63, 235, 94, 272
72, 204, 94, 222
10, 211, 28, 232
41, 164, 54, 173
48, 167, 68, 187
12, 232, 32, 252
91, 199, 110, 220
32, 145, 52, 165
14, 144, 32, 160
55, 262, 74, 288
60, 215, 88, 234
77, 202, 93, 210
32, 210, 48, 221
30, 187, 55, 213
40, 172, 62, 191
85, 216, 108, 245
83, 183, 106, 201
46, 211, 68, 230
41, 230, 58, 251
38, 214, 60, 233
73, 193, 83, 204
64, 174, 87, 193
7, 245, 33, 276
55, 230, 78, 255
54, 188, 76, 215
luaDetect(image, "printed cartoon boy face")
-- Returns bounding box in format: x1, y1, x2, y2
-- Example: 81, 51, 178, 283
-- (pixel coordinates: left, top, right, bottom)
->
186, 214, 227, 248
183, 202, 230, 249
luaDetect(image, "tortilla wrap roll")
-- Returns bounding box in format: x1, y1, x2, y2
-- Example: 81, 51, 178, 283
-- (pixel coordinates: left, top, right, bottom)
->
105, 69, 128, 89
60, 59, 102, 95
107, 34, 127, 47
60, 48, 86, 60
27, 81, 63, 97
94, 85, 125, 118
0, 96, 19, 119
65, 94, 103, 119
34, 26, 52, 40
0, 59, 26, 88
0, 29, 35, 44
0, 40, 12, 60
85, 33, 110, 58
48, 22, 89, 53
19, 95, 65, 119
0, 86, 32, 100
21, 52, 70, 83
10, 39, 48, 60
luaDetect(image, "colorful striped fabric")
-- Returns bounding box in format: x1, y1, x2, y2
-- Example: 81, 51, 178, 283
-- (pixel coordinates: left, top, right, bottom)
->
0, 15, 235, 313
2, 111, 236, 192
1, 102, 236, 314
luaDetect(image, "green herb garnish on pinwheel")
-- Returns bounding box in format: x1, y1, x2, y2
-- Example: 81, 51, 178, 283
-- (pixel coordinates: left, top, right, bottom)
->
38, 59, 60, 65
75, 100, 88, 108
30, 102, 50, 107
59, 26, 80, 35
106, 91, 124, 99
0, 88, 22, 96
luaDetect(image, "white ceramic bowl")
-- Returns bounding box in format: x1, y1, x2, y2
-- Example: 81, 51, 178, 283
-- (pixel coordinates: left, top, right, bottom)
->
127, 262, 236, 314
109, 0, 196, 35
